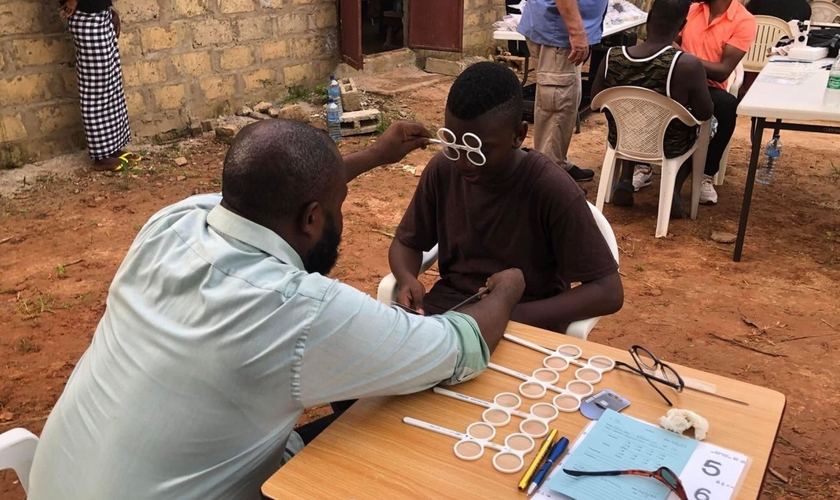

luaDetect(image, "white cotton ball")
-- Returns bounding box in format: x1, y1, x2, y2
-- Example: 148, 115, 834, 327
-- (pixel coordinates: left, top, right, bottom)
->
659, 409, 709, 441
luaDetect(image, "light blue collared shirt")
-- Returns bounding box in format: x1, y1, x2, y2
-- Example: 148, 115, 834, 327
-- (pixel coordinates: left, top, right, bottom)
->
518, 0, 609, 48
29, 194, 489, 500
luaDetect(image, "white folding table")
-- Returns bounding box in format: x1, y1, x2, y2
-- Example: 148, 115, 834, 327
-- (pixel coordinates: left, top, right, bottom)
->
734, 58, 840, 261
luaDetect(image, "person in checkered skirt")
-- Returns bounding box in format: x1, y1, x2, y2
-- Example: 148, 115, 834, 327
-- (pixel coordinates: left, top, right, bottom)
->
61, 0, 131, 171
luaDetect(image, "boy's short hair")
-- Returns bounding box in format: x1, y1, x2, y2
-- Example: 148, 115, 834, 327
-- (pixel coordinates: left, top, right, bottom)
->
446, 62, 524, 128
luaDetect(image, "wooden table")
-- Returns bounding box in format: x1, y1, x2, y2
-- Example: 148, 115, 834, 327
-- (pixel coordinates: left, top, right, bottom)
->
262, 322, 786, 499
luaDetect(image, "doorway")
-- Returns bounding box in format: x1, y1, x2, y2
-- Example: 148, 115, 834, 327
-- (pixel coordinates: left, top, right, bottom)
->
339, 0, 465, 70
362, 0, 405, 55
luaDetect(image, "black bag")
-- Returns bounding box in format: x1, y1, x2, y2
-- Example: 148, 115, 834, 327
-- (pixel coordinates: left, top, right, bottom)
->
807, 28, 840, 58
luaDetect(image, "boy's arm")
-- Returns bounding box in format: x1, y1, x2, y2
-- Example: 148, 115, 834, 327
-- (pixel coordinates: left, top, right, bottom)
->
510, 273, 623, 331
390, 159, 440, 312
678, 54, 714, 121
590, 56, 609, 100
389, 239, 426, 313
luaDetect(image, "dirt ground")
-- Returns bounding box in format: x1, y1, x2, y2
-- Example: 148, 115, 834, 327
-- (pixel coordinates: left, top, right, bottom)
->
2, 80, 839, 499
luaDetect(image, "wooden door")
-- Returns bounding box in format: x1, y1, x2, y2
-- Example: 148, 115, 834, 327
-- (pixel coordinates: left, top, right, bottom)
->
408, 0, 464, 52
339, 0, 363, 69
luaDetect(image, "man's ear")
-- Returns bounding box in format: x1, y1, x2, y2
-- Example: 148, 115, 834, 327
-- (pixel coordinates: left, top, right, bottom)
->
298, 201, 325, 239
513, 121, 528, 148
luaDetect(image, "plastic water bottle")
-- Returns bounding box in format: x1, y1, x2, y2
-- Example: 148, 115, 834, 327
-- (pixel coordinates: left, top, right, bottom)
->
327, 98, 342, 142
823, 56, 840, 107
328, 74, 343, 113
757, 134, 781, 185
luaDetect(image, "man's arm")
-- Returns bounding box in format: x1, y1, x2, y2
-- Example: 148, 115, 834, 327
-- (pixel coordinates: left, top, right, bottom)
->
343, 121, 431, 182
509, 273, 623, 331
698, 44, 747, 83
297, 270, 525, 407
679, 54, 714, 121
555, 0, 590, 65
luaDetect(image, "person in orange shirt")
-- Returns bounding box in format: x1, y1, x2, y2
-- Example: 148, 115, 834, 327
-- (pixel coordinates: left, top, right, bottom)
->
634, 0, 756, 205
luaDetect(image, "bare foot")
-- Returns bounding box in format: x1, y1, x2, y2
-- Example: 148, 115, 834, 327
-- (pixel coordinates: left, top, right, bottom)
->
92, 157, 123, 171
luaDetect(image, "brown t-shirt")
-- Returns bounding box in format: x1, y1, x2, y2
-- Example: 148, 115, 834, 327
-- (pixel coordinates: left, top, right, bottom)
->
396, 150, 619, 314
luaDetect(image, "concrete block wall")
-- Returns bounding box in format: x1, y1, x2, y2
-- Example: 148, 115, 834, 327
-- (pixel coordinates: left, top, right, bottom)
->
0, 0, 338, 168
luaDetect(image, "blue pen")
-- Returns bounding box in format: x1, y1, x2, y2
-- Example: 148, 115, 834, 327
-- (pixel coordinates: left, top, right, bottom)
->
527, 436, 570, 495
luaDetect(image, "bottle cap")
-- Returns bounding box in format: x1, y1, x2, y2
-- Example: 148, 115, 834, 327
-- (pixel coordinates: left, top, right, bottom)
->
328, 98, 335, 103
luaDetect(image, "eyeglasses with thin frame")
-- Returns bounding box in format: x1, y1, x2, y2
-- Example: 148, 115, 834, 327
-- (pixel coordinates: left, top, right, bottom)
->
563, 466, 688, 500
614, 345, 684, 406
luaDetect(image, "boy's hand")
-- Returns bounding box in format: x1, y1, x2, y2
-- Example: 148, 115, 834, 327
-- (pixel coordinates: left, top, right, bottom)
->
60, 0, 78, 19
485, 269, 526, 303
371, 121, 432, 166
396, 278, 426, 315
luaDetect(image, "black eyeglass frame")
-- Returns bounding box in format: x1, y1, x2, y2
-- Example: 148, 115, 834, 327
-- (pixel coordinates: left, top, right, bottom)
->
614, 345, 685, 406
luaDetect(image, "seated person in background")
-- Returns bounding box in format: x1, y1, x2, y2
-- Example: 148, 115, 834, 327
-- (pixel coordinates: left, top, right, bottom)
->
389, 62, 624, 334
591, 0, 713, 217
633, 0, 756, 206
746, 0, 811, 23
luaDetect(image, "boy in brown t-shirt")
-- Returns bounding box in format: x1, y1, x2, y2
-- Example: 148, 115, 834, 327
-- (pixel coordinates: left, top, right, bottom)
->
389, 62, 624, 333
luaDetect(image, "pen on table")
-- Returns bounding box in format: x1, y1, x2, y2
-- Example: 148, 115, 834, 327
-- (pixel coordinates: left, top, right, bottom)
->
517, 428, 557, 491
526, 436, 570, 495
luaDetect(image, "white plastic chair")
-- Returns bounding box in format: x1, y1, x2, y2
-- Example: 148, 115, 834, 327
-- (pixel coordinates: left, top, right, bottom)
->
376, 202, 620, 340
0, 428, 39, 495
744, 16, 793, 73
811, 0, 840, 23
591, 86, 711, 238
713, 61, 745, 186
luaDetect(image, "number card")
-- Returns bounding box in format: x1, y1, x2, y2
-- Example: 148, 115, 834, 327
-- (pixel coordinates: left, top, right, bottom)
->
670, 441, 750, 500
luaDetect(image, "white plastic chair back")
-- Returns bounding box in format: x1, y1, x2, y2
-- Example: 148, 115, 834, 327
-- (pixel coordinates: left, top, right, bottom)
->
592, 86, 710, 239
591, 86, 701, 163
0, 428, 39, 494
745, 16, 793, 73
811, 0, 840, 23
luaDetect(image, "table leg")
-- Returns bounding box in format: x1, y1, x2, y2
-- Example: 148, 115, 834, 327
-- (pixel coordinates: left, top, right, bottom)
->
733, 117, 766, 262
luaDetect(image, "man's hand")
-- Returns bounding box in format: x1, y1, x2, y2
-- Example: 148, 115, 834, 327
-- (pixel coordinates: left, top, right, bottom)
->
485, 268, 526, 302
370, 121, 432, 166
60, 0, 78, 19
568, 32, 590, 65
111, 9, 121, 38
396, 278, 426, 315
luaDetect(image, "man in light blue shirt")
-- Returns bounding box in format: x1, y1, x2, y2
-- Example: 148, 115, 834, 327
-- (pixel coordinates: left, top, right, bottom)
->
28, 120, 527, 500
518, 0, 609, 182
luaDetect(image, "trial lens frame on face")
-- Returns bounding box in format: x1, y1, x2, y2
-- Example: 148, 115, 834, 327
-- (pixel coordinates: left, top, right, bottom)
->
429, 128, 486, 166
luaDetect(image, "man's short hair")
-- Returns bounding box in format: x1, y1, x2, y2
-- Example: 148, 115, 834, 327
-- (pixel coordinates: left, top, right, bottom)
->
221, 119, 341, 220
446, 61, 524, 128
647, 0, 691, 35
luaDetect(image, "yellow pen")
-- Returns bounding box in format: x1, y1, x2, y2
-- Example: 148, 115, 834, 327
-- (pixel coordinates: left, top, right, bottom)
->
518, 428, 557, 491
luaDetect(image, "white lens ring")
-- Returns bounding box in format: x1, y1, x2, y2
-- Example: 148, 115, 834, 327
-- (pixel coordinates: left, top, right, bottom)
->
505, 433, 536, 454
466, 150, 486, 166
438, 128, 457, 143
530, 402, 559, 422
482, 407, 511, 427
519, 380, 547, 399
519, 418, 550, 438
566, 379, 595, 398
588, 355, 616, 372
494, 392, 522, 410
553, 393, 582, 412
556, 344, 583, 359
543, 355, 571, 372
442, 146, 461, 162
492, 451, 525, 474
454, 439, 485, 461
466, 421, 496, 441
462, 132, 481, 149
533, 368, 560, 384
574, 366, 603, 385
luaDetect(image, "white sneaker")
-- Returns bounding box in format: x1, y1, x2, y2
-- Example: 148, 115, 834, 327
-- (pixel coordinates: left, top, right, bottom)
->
700, 175, 718, 205
632, 164, 653, 191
